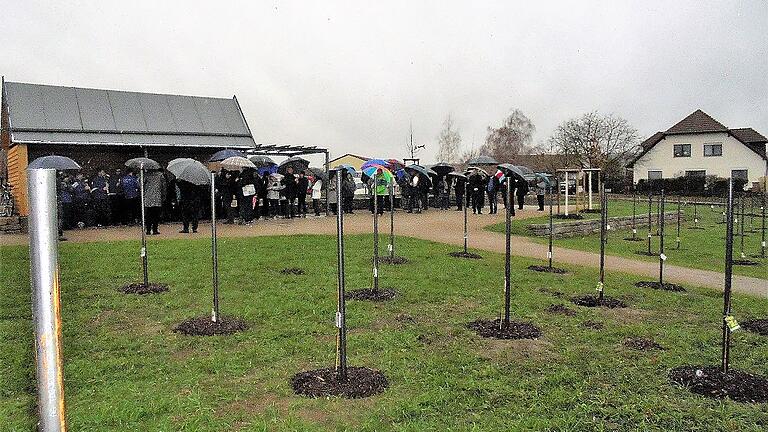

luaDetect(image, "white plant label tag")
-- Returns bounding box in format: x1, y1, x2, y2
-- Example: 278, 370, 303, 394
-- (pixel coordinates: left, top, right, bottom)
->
211, 309, 217, 323
140, 247, 146, 257
388, 244, 393, 252
660, 253, 667, 261
373, 267, 378, 277
335, 312, 342, 328
547, 251, 552, 259
648, 233, 652, 238
694, 218, 698, 223
762, 241, 766, 247
632, 228, 637, 234
596, 281, 604, 292
606, 224, 611, 230
710, 205, 714, 209
741, 252, 746, 259
725, 315, 740, 332
676, 237, 680, 243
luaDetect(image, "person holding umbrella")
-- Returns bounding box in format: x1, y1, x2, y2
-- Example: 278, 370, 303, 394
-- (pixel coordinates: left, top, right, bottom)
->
238, 167, 257, 224
121, 169, 140, 225
283, 166, 298, 218
487, 173, 500, 214
297, 170, 310, 217
90, 168, 111, 227
258, 171, 270, 219
470, 173, 485, 214
311, 173, 323, 216
536, 178, 547, 211
177, 180, 201, 233
516, 179, 529, 210
144, 169, 166, 235
267, 173, 284, 218
453, 175, 466, 211
342, 172, 356, 214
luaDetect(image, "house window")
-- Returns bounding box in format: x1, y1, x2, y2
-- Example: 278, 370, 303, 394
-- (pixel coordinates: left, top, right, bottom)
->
685, 170, 706, 178
704, 143, 722, 157
648, 170, 662, 180
674, 144, 691, 157
731, 169, 748, 181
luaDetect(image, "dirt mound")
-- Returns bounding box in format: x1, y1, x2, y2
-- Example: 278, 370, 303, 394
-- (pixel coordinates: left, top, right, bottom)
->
733, 259, 761, 266
173, 316, 248, 336
291, 367, 388, 399
555, 214, 584, 220
623, 337, 663, 350
669, 366, 768, 403
345, 288, 398, 301
582, 320, 604, 330
571, 295, 627, 309
380, 256, 408, 265
118, 282, 168, 295
545, 304, 576, 316
466, 319, 542, 340
280, 267, 305, 275
528, 265, 568, 274
742, 318, 768, 336
448, 251, 483, 259
634, 281, 686, 292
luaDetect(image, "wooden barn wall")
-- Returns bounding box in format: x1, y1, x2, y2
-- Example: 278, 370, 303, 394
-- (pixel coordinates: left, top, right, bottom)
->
7, 143, 28, 215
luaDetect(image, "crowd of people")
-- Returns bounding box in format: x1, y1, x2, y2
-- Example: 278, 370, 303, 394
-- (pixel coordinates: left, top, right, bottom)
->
54, 163, 549, 240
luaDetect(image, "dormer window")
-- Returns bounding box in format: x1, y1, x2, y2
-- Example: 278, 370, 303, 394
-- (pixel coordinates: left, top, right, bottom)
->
704, 143, 722, 157
673, 144, 691, 157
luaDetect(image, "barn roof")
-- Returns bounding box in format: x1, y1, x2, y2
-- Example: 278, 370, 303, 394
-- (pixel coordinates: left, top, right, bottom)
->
2, 80, 256, 149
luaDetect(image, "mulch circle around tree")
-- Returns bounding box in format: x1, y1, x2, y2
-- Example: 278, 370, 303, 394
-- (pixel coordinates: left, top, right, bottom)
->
687, 226, 706, 230
634, 281, 686, 292
582, 320, 604, 330
733, 259, 761, 266
623, 237, 645, 242
742, 318, 768, 336
538, 287, 565, 298
528, 265, 568, 274
571, 295, 627, 309
173, 316, 248, 336
291, 367, 388, 399
280, 267, 306, 275
669, 365, 768, 403
623, 337, 664, 351
555, 214, 584, 220
545, 304, 576, 316
634, 251, 657, 257
466, 319, 542, 340
579, 209, 602, 214
118, 282, 169, 295
345, 288, 398, 301
448, 251, 483, 259
749, 254, 767, 260
379, 256, 409, 265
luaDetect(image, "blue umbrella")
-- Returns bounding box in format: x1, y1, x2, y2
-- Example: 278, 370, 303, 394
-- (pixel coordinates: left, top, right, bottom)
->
208, 149, 246, 162
257, 165, 278, 176
361, 159, 389, 170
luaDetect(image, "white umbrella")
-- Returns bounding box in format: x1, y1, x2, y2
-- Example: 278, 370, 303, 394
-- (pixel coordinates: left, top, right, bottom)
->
167, 158, 211, 185
220, 156, 256, 171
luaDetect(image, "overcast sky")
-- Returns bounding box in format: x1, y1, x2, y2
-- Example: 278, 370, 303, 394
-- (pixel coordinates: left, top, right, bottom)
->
2, 1, 766, 165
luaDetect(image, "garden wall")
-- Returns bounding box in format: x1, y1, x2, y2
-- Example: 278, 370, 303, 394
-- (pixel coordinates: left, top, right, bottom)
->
527, 211, 682, 238
0, 216, 26, 234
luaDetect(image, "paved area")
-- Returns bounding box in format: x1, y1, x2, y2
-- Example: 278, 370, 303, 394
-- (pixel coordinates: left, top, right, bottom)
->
2, 207, 765, 297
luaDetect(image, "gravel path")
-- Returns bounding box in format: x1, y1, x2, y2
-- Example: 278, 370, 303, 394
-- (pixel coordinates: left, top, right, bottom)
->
2, 207, 765, 297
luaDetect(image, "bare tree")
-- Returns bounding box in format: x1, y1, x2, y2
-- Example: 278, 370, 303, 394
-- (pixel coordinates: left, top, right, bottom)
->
436, 115, 462, 163
480, 109, 535, 162
547, 111, 640, 178
404, 123, 425, 161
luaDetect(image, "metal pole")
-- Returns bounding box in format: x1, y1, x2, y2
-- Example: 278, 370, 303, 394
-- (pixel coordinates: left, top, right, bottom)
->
556, 176, 560, 215
739, 193, 745, 258
324, 151, 330, 216
463, 183, 468, 254
631, 189, 637, 240
761, 193, 766, 258
647, 193, 652, 255
721, 178, 734, 374
28, 168, 67, 432
504, 179, 512, 326
373, 172, 379, 293
564, 172, 569, 216
335, 171, 347, 380
676, 194, 681, 249
211, 172, 220, 322
588, 170, 593, 210
693, 202, 699, 228
599, 181, 606, 302
389, 181, 395, 259
659, 189, 665, 285
656, 194, 661, 235
548, 184, 554, 268
139, 168, 148, 287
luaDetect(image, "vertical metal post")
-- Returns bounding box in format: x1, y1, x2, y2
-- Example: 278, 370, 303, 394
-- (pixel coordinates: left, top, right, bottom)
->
335, 170, 347, 380
587, 170, 593, 210
676, 194, 681, 249
659, 189, 665, 285
324, 151, 330, 216
760, 193, 766, 258
693, 202, 699, 228
631, 189, 637, 240
372, 172, 379, 293
389, 181, 395, 259
556, 176, 561, 215
139, 168, 148, 287
564, 172, 569, 216
28, 168, 67, 432
721, 178, 734, 374
548, 184, 554, 268
656, 194, 661, 235
739, 193, 745, 258
504, 179, 512, 326
647, 193, 653, 255
210, 172, 220, 322
463, 183, 468, 254
599, 181, 606, 302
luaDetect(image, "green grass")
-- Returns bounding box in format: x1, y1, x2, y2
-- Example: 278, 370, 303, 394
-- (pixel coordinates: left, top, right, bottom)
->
488, 199, 768, 279
2, 235, 768, 431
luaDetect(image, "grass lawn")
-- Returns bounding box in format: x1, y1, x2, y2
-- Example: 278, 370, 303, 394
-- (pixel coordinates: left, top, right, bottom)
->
488, 198, 767, 280
2, 234, 768, 431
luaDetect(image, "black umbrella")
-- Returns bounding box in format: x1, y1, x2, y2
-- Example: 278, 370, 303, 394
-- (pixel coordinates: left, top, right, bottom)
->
309, 167, 328, 181
208, 149, 246, 162
431, 162, 455, 176
125, 157, 160, 171
405, 164, 433, 185
248, 155, 277, 168
278, 156, 310, 174
497, 163, 527, 182
465, 166, 489, 178
467, 155, 498, 165
167, 158, 211, 185
28, 155, 81, 170
447, 172, 468, 181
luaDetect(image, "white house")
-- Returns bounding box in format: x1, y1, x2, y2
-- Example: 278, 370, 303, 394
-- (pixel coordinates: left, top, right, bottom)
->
629, 110, 767, 189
